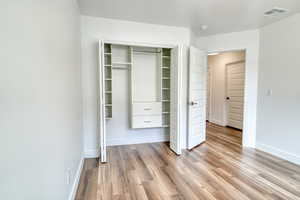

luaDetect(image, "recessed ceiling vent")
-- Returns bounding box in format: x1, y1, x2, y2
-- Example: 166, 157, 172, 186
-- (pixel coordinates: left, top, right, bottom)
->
264, 7, 288, 17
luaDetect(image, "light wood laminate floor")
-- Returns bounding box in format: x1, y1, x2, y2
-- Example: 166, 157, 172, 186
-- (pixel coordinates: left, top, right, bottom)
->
75, 123, 300, 200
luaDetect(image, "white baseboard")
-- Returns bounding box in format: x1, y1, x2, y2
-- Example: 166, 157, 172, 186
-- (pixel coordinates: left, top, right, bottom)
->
209, 119, 226, 126
107, 135, 169, 146
68, 157, 84, 200
256, 143, 300, 165
84, 149, 100, 158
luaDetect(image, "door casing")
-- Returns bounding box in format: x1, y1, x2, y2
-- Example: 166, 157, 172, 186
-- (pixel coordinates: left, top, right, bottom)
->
98, 40, 184, 162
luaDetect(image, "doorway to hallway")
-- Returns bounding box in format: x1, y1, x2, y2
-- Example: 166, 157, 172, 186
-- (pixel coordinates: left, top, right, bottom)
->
206, 50, 246, 141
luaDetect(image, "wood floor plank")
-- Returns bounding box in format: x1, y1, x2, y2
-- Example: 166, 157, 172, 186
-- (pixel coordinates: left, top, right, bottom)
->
75, 123, 300, 200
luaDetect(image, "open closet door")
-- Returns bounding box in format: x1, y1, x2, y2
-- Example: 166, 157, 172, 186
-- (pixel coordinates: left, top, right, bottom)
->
187, 46, 207, 150
170, 46, 182, 155
98, 41, 106, 163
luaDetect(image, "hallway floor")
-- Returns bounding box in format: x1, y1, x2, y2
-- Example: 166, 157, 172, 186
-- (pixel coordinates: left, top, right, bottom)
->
75, 123, 300, 200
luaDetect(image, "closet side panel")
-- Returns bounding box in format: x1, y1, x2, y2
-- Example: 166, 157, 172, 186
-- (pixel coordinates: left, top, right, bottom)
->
170, 46, 182, 154
98, 41, 107, 162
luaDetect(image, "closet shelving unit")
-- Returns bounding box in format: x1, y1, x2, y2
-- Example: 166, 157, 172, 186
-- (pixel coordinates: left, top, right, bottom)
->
104, 44, 113, 119
104, 44, 133, 119
103, 45, 172, 126
161, 48, 171, 128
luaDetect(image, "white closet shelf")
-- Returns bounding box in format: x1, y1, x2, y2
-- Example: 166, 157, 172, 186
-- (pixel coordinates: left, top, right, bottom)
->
162, 125, 170, 128
162, 77, 170, 79
162, 112, 170, 114
112, 66, 130, 70
104, 53, 112, 55
105, 104, 112, 106
162, 88, 170, 90
162, 100, 170, 102
162, 67, 170, 69
105, 78, 112, 80
162, 56, 171, 59
105, 91, 112, 93
112, 62, 132, 65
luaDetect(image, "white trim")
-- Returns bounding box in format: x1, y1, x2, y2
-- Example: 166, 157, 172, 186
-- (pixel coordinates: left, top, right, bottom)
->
177, 45, 183, 153
207, 66, 213, 122
107, 134, 169, 146
84, 149, 100, 158
170, 45, 183, 154
209, 119, 226, 126
99, 41, 107, 163
256, 143, 300, 165
68, 157, 84, 200
103, 39, 176, 49
242, 48, 257, 147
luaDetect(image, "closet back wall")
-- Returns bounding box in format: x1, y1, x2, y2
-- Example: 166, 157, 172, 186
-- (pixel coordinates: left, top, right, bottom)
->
81, 16, 190, 157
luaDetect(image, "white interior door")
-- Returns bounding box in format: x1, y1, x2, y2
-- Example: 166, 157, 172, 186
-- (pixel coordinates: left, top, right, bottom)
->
226, 61, 245, 130
170, 46, 182, 155
187, 46, 207, 150
98, 41, 106, 163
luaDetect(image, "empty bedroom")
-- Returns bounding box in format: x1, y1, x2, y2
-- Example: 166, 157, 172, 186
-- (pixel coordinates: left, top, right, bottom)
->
1, 0, 300, 200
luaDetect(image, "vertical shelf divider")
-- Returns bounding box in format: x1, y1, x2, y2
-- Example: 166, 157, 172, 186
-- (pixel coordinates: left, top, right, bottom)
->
129, 46, 133, 127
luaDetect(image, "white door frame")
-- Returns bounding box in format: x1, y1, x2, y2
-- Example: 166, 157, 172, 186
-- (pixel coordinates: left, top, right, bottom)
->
207, 66, 213, 123
207, 48, 256, 147
97, 39, 183, 161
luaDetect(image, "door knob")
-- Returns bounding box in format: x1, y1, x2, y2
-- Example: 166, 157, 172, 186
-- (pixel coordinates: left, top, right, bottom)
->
191, 101, 198, 106
226, 97, 230, 100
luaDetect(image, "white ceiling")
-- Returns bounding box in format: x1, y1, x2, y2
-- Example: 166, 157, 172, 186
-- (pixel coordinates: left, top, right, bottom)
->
78, 0, 300, 36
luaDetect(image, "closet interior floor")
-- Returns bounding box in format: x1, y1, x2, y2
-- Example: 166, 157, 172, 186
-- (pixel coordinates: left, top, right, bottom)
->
75, 123, 300, 200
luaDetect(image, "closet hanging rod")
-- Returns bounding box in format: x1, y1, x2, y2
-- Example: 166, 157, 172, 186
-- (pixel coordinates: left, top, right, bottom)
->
133, 50, 161, 54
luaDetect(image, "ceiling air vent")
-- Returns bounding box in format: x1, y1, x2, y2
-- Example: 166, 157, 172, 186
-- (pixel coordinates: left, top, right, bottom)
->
264, 7, 288, 16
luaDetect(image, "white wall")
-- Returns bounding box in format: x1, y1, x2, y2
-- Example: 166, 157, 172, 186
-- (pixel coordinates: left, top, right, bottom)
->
190, 30, 198, 47
256, 13, 300, 165
196, 30, 260, 147
81, 16, 191, 156
0, 1, 83, 199
208, 51, 245, 126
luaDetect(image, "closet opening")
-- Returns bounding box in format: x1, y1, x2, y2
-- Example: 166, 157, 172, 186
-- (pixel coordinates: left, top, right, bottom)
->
98, 41, 182, 163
